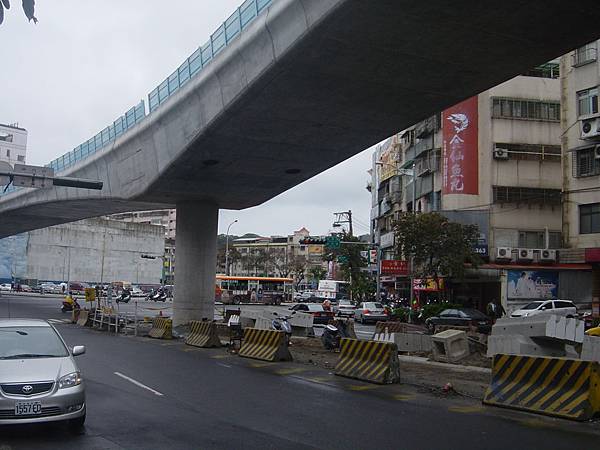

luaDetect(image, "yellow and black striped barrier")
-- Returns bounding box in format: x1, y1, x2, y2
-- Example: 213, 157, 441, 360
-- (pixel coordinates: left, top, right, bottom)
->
334, 338, 400, 384
148, 317, 173, 340
483, 354, 600, 421
238, 328, 292, 362
185, 321, 221, 348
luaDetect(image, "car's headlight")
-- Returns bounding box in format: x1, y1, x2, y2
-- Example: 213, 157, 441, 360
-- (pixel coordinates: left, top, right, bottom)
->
58, 372, 82, 389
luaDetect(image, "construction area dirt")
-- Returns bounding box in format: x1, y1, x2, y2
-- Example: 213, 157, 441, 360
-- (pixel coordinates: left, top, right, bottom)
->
288, 336, 491, 398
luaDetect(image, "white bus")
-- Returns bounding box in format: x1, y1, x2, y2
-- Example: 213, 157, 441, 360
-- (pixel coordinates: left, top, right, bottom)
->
317, 280, 349, 301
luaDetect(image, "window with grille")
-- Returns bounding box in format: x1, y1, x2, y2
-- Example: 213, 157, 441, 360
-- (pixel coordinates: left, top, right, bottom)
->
492, 98, 560, 121
493, 186, 561, 205
580, 203, 600, 234
572, 147, 600, 177
577, 87, 599, 117
518, 231, 561, 248
573, 43, 598, 67
495, 143, 561, 162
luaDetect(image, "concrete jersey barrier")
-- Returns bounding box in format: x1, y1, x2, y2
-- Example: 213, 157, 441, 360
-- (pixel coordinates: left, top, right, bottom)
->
185, 321, 221, 348
76, 310, 89, 327
334, 338, 400, 384
148, 317, 173, 340
483, 354, 600, 421
238, 328, 292, 362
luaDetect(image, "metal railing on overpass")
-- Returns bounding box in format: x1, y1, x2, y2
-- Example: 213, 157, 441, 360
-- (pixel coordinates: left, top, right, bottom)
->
1, 0, 274, 196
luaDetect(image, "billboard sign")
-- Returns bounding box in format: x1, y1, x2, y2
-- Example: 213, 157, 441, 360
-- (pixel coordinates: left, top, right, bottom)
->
377, 136, 399, 183
507, 270, 558, 300
381, 260, 408, 276
442, 96, 479, 195
413, 278, 445, 291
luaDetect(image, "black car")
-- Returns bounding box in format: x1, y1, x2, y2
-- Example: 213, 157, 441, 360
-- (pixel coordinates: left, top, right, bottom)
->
426, 308, 492, 334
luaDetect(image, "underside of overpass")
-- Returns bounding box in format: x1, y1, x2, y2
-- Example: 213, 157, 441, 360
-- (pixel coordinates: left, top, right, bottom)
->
2, 0, 600, 324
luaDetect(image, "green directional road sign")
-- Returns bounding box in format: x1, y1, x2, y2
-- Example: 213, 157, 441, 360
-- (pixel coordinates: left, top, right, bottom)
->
326, 236, 341, 249
337, 255, 348, 264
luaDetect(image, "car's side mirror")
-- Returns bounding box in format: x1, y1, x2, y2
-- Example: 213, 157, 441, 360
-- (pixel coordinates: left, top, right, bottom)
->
72, 345, 86, 356
541, 307, 546, 311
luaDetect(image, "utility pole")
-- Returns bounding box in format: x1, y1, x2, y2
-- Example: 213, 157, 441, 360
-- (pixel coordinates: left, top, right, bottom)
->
333, 210, 353, 236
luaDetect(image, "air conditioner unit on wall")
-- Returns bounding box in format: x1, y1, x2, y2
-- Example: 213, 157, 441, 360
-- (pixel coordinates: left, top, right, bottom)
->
581, 118, 600, 140
517, 248, 534, 262
496, 247, 512, 261
538, 249, 557, 262
493, 148, 509, 160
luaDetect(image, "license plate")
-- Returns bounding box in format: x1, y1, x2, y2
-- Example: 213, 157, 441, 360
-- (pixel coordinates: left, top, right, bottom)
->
14, 401, 42, 416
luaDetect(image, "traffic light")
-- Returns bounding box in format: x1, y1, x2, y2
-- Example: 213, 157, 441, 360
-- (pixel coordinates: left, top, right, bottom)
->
300, 237, 326, 245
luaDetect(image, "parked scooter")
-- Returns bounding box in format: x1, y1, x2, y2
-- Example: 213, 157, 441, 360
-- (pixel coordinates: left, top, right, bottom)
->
116, 289, 132, 304
321, 318, 352, 350
271, 311, 295, 344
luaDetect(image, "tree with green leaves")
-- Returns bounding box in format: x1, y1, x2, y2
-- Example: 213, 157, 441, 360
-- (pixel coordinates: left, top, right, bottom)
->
324, 232, 374, 302
308, 266, 327, 286
393, 212, 481, 281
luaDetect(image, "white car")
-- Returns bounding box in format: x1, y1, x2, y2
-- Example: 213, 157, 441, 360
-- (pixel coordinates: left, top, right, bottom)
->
131, 286, 144, 297
0, 284, 12, 292
40, 283, 61, 294
511, 300, 577, 318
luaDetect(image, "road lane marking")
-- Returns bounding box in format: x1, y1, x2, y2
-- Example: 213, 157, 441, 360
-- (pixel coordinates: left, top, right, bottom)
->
114, 372, 164, 397
217, 363, 232, 368
448, 405, 485, 414
348, 384, 380, 391
394, 394, 417, 401
211, 354, 233, 359
275, 368, 308, 376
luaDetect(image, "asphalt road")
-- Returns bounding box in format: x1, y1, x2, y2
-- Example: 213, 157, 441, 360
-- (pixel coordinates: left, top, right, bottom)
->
1, 294, 599, 450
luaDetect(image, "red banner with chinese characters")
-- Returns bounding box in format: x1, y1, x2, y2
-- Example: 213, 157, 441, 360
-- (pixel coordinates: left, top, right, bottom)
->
442, 96, 479, 195
381, 260, 408, 276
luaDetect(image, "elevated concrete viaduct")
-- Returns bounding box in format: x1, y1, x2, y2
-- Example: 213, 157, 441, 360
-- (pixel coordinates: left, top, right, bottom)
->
2, 0, 600, 324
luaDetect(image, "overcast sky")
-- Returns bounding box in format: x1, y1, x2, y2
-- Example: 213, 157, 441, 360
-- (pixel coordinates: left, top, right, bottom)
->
0, 1, 374, 237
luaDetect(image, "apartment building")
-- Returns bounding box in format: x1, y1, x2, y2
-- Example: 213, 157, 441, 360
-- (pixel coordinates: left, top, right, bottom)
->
0, 123, 27, 166
229, 228, 327, 286
110, 209, 176, 239
370, 64, 592, 312
560, 40, 600, 313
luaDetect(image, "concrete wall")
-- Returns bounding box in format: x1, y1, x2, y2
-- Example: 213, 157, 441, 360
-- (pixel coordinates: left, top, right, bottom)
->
0, 218, 163, 284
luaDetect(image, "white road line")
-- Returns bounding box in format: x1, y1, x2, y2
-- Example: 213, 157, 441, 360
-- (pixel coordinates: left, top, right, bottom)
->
114, 372, 164, 397
217, 363, 232, 369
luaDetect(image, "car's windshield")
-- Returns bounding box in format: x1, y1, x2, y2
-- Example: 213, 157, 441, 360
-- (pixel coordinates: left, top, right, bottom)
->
307, 305, 324, 311
364, 302, 384, 309
0, 326, 69, 359
339, 300, 352, 306
522, 301, 545, 310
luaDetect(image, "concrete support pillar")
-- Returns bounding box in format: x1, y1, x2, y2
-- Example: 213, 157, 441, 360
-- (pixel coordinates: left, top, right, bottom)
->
173, 201, 218, 326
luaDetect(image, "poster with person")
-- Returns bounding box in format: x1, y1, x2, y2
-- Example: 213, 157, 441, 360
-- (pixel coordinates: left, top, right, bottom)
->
507, 270, 558, 300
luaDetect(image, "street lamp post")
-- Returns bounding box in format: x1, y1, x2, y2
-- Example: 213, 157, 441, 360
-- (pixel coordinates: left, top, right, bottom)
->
224, 219, 238, 276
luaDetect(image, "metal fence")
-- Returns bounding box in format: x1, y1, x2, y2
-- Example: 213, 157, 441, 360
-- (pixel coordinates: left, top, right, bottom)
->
147, 0, 273, 113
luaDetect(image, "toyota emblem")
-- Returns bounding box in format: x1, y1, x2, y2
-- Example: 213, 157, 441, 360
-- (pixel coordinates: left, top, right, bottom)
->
22, 385, 33, 394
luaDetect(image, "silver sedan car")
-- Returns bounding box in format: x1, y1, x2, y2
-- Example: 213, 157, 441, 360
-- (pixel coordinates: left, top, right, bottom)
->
0, 319, 86, 428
